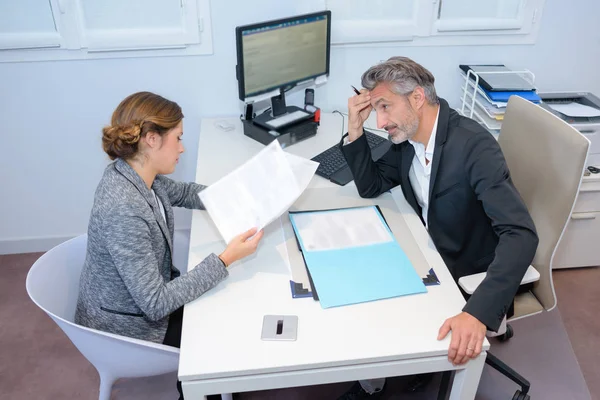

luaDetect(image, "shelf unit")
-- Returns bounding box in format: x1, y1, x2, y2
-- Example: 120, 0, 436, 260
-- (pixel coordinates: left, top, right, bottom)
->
458, 68, 536, 135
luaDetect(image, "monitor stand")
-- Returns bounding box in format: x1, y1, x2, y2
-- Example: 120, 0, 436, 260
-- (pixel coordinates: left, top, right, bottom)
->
251, 88, 314, 131
270, 88, 288, 117
242, 117, 318, 148
242, 88, 318, 147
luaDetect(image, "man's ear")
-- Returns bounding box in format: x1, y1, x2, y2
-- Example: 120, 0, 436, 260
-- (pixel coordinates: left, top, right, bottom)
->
410, 87, 426, 111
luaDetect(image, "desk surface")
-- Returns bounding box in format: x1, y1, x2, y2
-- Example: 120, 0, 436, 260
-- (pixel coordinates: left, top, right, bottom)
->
179, 113, 489, 383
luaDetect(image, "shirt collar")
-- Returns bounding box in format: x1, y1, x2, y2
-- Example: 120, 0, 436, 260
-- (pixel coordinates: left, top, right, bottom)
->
425, 107, 440, 159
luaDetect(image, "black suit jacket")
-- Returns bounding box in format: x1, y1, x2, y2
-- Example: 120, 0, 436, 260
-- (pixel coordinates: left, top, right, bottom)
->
340, 98, 538, 331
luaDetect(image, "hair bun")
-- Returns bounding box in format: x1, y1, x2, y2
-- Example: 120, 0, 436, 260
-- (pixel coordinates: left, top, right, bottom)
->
102, 92, 183, 160
102, 122, 142, 160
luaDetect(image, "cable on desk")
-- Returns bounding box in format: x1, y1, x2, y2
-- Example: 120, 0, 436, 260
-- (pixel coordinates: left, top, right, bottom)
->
332, 110, 346, 138
332, 109, 388, 137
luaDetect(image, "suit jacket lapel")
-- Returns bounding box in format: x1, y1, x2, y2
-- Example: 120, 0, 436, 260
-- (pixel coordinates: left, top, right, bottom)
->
400, 144, 423, 221
427, 99, 450, 206
115, 159, 174, 256
152, 180, 175, 252
149, 187, 174, 257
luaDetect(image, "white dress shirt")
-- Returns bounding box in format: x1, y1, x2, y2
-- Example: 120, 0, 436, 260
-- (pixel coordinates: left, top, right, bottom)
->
408, 108, 439, 227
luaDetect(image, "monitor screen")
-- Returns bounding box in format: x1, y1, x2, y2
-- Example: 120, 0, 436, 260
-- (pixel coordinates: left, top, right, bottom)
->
235, 11, 331, 101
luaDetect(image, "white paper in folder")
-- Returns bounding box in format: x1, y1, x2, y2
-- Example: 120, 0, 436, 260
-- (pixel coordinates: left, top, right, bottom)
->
198, 140, 319, 243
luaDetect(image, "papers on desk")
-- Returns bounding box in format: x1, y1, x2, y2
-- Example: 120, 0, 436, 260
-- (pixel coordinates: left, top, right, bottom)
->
289, 206, 427, 308
199, 140, 318, 243
291, 206, 393, 251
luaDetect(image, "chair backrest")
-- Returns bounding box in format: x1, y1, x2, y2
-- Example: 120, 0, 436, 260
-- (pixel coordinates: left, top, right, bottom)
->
498, 96, 590, 311
26, 235, 88, 321
25, 235, 179, 380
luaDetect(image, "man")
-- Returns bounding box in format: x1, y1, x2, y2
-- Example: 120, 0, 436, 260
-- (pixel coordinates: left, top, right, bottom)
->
337, 57, 539, 399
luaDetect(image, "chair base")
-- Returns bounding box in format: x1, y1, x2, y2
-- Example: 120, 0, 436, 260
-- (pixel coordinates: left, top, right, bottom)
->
487, 317, 508, 338
498, 324, 514, 342
512, 389, 531, 400
437, 370, 453, 400
436, 353, 530, 400
486, 352, 530, 396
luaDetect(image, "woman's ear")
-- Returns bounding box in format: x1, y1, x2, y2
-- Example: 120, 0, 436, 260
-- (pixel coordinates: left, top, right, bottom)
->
144, 131, 160, 149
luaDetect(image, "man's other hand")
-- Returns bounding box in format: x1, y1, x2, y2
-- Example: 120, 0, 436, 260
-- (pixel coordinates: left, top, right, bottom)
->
437, 311, 486, 365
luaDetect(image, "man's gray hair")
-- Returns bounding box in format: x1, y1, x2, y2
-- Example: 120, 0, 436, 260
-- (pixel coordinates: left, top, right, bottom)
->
361, 56, 439, 105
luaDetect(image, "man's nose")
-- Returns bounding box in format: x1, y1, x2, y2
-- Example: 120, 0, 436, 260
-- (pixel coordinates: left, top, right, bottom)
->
377, 113, 387, 130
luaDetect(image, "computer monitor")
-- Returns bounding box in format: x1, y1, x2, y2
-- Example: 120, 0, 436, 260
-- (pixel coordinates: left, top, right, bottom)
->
235, 11, 331, 103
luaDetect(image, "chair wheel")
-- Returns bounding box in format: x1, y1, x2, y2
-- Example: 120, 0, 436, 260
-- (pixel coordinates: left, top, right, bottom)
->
512, 390, 530, 400
499, 324, 514, 342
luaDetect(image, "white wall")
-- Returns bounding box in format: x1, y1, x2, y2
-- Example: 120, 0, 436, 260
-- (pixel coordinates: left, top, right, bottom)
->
1, 0, 599, 253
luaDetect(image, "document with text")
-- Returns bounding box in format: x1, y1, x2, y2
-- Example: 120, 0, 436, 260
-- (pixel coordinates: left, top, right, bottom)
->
290, 206, 393, 252
198, 140, 319, 243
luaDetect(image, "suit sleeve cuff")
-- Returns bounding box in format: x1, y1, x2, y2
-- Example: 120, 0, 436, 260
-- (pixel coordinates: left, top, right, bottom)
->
462, 298, 503, 332
339, 131, 369, 155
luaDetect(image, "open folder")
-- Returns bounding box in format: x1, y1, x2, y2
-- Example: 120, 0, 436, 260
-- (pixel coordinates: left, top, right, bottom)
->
289, 206, 427, 308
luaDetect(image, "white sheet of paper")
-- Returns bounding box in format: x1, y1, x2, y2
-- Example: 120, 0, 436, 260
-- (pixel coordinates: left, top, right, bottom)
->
291, 207, 393, 252
285, 151, 318, 190
547, 102, 600, 118
198, 140, 318, 243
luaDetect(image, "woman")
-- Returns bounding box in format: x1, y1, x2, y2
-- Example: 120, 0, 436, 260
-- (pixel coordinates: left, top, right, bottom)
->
75, 91, 263, 399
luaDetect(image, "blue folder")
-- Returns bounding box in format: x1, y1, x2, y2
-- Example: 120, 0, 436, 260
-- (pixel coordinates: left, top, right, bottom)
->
289, 206, 427, 309
482, 87, 541, 103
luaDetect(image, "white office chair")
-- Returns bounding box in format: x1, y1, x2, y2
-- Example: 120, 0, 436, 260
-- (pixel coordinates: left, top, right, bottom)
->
25, 234, 233, 400
457, 96, 590, 399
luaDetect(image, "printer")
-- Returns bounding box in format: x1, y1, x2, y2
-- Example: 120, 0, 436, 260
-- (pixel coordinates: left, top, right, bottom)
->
538, 91, 600, 165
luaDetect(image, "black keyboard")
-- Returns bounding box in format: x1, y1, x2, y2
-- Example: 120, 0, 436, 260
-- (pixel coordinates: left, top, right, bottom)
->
312, 130, 387, 179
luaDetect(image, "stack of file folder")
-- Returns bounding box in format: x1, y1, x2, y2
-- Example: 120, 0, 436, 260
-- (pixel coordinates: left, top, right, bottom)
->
459, 64, 541, 133
288, 205, 427, 309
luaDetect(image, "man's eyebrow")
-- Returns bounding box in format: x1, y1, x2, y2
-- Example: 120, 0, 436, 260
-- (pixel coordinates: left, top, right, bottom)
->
374, 98, 388, 106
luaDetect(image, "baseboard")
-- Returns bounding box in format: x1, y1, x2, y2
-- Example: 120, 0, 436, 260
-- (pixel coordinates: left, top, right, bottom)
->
0, 227, 193, 256
0, 234, 79, 255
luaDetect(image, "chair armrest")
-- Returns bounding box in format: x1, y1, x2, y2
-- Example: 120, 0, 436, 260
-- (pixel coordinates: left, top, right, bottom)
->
458, 265, 541, 295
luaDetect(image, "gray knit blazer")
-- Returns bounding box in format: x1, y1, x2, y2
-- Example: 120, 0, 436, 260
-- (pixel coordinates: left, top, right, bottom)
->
75, 158, 228, 343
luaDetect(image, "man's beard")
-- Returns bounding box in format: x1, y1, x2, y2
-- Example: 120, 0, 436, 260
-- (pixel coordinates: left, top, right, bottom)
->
386, 112, 419, 144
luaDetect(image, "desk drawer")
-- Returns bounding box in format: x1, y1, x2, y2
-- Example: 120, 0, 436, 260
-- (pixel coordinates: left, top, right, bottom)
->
580, 129, 600, 155
554, 211, 600, 269
573, 190, 600, 213
573, 178, 600, 213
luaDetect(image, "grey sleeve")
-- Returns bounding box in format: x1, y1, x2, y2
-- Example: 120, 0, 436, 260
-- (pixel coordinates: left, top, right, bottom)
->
156, 175, 207, 210
102, 207, 228, 321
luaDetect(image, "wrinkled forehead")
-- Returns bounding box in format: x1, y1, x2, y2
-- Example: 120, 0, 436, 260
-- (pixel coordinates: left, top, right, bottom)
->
370, 83, 404, 107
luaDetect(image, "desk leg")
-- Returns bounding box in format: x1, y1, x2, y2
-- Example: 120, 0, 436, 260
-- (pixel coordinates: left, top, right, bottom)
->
182, 393, 232, 400
181, 385, 232, 400
181, 394, 231, 400
448, 352, 486, 400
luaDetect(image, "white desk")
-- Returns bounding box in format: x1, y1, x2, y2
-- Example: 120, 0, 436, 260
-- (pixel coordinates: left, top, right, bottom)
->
179, 113, 489, 399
